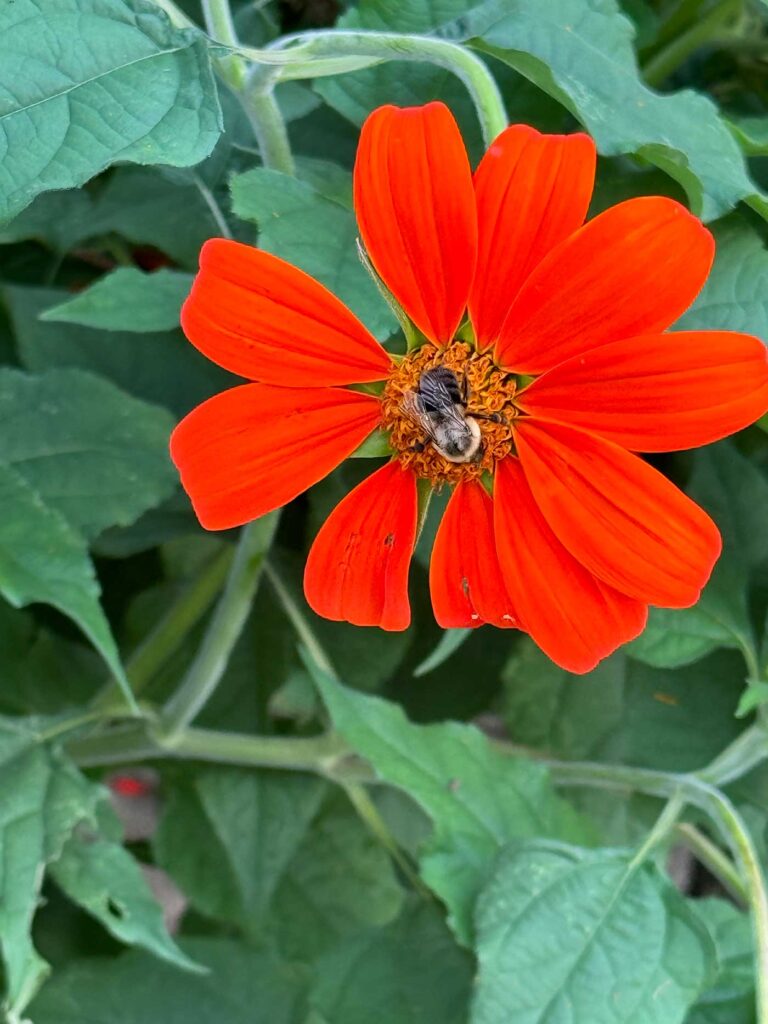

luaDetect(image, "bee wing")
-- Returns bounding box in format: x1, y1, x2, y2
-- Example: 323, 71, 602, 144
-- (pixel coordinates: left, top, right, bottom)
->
400, 391, 440, 443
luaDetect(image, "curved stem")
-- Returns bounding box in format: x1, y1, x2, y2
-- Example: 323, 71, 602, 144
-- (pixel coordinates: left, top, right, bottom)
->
263, 561, 337, 678
242, 30, 508, 145
161, 512, 279, 739
91, 545, 234, 712
675, 822, 748, 905
698, 723, 768, 786
696, 784, 768, 1023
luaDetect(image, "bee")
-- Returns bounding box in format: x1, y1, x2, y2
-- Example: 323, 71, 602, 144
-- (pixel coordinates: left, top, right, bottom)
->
402, 366, 502, 464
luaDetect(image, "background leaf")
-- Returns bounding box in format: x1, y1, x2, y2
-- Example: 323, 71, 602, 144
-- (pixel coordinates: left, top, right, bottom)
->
230, 167, 395, 339
311, 667, 591, 942
41, 269, 193, 333
0, 462, 124, 688
451, 0, 765, 221
50, 803, 197, 974
0, 367, 176, 539
0, 0, 221, 223
472, 840, 715, 1024
29, 939, 309, 1024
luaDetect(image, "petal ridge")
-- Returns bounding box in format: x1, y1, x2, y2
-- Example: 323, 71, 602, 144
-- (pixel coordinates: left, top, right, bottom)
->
354, 102, 477, 344
495, 197, 715, 373
304, 461, 417, 630
170, 384, 381, 530
470, 127, 595, 347
430, 480, 520, 629
181, 238, 392, 386
519, 330, 768, 451
514, 419, 721, 606
494, 457, 646, 673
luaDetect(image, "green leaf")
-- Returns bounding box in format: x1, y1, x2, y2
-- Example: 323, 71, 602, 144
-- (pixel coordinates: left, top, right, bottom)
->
90, 166, 231, 266
472, 841, 714, 1024
729, 114, 768, 156
349, 427, 392, 459
230, 167, 395, 340
502, 644, 744, 770
0, 0, 221, 224
309, 899, 473, 1024
41, 269, 193, 333
310, 667, 590, 943
266, 795, 404, 960
627, 605, 743, 669
0, 462, 126, 692
153, 768, 326, 928
735, 682, 768, 719
0, 367, 176, 539
0, 188, 96, 251
0, 716, 101, 1015
29, 939, 309, 1024
50, 802, 198, 974
0, 602, 102, 717
687, 898, 755, 1024
413, 629, 472, 677
678, 217, 768, 340
5, 284, 232, 416
451, 0, 765, 221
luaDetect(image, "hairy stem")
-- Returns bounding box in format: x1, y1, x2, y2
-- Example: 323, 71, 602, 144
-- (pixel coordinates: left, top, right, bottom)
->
243, 89, 296, 176
201, 0, 247, 90
161, 513, 279, 738
91, 545, 234, 713
241, 30, 508, 145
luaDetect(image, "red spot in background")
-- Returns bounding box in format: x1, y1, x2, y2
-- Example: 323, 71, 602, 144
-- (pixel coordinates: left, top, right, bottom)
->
110, 774, 153, 798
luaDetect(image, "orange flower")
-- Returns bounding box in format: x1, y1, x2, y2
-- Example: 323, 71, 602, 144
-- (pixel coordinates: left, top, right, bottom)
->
171, 102, 768, 673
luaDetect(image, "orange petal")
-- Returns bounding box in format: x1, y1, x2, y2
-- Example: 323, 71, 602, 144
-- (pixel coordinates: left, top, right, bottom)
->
519, 331, 768, 451
304, 462, 417, 631
180, 238, 392, 386
496, 197, 715, 373
514, 420, 722, 606
429, 480, 521, 629
170, 385, 381, 530
354, 102, 477, 344
495, 457, 647, 673
470, 126, 595, 348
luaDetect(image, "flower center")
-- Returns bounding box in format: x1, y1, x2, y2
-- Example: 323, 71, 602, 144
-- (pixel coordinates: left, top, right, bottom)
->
381, 341, 519, 484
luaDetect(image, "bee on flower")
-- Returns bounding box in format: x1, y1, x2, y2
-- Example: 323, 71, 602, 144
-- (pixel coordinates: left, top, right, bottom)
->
170, 101, 768, 674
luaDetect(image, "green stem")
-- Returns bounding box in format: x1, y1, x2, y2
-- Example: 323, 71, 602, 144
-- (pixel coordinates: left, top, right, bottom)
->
241, 30, 508, 145
642, 0, 743, 87
91, 545, 234, 712
161, 513, 279, 738
698, 785, 768, 1023
242, 88, 296, 175
68, 723, 357, 775
675, 822, 748, 905
151, 0, 197, 29
629, 791, 686, 869
698, 723, 768, 786
343, 782, 431, 896
201, 0, 247, 90
263, 561, 338, 678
